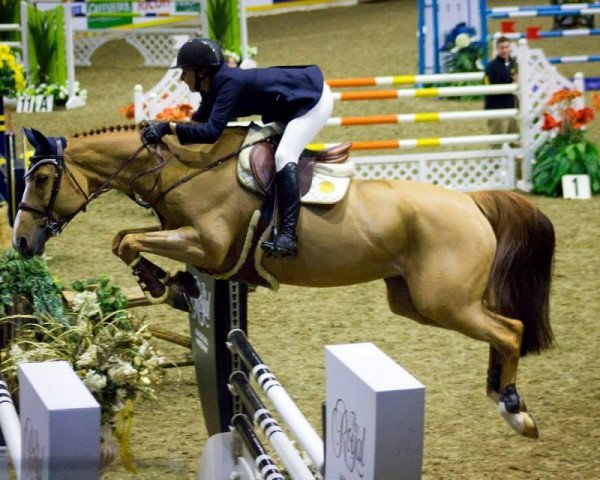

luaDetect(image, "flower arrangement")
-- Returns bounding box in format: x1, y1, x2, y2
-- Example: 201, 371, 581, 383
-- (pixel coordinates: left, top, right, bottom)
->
119, 102, 194, 121
532, 90, 600, 196
119, 102, 135, 120
1, 289, 165, 471
441, 23, 484, 74
21, 81, 88, 107
0, 249, 65, 321
0, 251, 165, 470
0, 45, 26, 98
155, 102, 194, 121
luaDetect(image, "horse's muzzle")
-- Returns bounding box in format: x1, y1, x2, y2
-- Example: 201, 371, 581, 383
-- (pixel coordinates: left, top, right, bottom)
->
13, 236, 35, 258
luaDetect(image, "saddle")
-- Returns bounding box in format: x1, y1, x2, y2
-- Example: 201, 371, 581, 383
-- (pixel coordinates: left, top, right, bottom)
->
249, 141, 351, 197
238, 123, 354, 204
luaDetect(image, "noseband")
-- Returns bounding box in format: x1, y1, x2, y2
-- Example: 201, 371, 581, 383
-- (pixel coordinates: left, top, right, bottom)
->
18, 142, 150, 237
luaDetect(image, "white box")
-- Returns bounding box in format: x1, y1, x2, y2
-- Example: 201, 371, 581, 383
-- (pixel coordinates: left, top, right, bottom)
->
19, 361, 100, 479
326, 343, 425, 480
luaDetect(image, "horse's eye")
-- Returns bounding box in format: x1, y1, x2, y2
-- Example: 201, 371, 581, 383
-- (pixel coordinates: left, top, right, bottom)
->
35, 174, 49, 186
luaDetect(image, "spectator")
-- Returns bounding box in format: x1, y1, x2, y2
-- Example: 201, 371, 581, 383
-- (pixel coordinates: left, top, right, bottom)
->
484, 36, 519, 147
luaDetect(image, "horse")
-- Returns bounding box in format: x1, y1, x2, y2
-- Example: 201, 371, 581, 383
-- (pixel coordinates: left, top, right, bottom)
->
13, 124, 555, 440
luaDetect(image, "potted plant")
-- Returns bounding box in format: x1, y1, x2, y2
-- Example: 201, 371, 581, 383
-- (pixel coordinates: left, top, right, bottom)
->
532, 90, 600, 196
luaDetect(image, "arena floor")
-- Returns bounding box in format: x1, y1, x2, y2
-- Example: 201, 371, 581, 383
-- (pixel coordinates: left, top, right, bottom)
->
3, 0, 600, 478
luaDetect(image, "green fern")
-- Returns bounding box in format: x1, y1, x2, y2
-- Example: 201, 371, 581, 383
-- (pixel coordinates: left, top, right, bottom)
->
27, 6, 58, 85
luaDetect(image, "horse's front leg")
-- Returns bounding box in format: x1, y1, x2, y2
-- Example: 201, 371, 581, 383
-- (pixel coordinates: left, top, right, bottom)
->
111, 225, 161, 259
113, 226, 214, 304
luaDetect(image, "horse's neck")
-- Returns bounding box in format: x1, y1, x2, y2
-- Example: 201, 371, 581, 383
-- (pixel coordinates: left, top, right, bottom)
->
66, 132, 154, 195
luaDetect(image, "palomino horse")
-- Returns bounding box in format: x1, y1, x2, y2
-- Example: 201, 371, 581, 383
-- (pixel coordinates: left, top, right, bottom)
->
13, 125, 555, 439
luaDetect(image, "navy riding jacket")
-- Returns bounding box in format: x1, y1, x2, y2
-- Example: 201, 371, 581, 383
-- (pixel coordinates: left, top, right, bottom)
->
175, 64, 325, 145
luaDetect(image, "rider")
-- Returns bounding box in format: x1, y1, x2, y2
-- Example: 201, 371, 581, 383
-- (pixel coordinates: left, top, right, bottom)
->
141, 38, 334, 258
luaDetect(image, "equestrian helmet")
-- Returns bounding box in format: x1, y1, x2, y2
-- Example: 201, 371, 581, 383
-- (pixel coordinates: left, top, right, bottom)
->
171, 38, 224, 70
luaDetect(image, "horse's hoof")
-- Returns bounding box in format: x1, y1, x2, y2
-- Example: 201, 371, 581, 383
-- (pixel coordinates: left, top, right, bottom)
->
498, 402, 539, 439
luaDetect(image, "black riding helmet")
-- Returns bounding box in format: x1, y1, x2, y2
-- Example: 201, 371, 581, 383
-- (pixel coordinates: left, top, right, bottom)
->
170, 38, 224, 71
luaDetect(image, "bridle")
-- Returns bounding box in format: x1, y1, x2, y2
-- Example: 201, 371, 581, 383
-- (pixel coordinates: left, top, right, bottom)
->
18, 133, 276, 237
18, 141, 150, 237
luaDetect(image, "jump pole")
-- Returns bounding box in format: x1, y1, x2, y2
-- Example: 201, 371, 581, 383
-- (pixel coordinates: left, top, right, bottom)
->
488, 6, 600, 19
326, 108, 518, 126
228, 329, 325, 476
229, 371, 315, 480
331, 83, 517, 101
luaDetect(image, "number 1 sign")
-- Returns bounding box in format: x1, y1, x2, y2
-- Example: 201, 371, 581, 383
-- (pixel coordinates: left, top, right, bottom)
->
562, 174, 591, 200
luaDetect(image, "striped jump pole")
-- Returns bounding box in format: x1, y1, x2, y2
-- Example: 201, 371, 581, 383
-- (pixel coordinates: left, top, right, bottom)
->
489, 3, 600, 13
488, 6, 600, 19
310, 134, 520, 151
326, 108, 518, 126
549, 55, 600, 64
326, 72, 484, 88
231, 414, 285, 480
0, 372, 21, 480
497, 28, 600, 40
229, 372, 316, 480
332, 83, 517, 101
227, 329, 325, 476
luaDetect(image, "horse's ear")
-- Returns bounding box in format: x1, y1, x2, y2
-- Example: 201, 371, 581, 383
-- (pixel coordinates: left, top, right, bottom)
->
23, 128, 52, 154
23, 128, 37, 148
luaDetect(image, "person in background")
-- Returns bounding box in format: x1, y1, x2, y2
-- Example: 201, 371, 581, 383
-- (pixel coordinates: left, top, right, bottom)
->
141, 38, 334, 259
484, 36, 519, 146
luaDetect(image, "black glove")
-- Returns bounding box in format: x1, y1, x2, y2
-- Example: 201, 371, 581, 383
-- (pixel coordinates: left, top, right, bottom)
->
141, 122, 171, 144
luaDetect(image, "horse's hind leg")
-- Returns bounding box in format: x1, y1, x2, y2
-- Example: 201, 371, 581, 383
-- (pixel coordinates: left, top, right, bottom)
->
429, 301, 539, 439
481, 309, 539, 439
384, 276, 441, 327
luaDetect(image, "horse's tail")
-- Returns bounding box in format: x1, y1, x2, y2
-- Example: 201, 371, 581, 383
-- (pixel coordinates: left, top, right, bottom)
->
469, 190, 555, 357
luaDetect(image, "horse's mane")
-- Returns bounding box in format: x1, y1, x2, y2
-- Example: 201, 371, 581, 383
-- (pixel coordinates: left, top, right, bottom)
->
71, 122, 149, 138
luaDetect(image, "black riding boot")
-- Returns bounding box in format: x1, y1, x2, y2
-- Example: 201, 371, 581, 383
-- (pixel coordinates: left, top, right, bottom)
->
262, 162, 300, 258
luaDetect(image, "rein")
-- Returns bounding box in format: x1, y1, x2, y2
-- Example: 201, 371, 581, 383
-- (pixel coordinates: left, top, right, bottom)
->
18, 135, 274, 237
19, 143, 150, 236
152, 137, 273, 205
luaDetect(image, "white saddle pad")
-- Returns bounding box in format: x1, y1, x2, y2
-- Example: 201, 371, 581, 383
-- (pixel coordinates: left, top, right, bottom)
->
237, 123, 353, 205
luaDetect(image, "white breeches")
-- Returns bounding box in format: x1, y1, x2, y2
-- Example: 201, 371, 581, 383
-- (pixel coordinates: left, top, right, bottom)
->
274, 83, 334, 172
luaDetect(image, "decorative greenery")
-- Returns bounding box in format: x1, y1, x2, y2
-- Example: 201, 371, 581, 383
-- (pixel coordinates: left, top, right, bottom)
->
532, 90, 600, 196
443, 33, 484, 74
21, 81, 87, 106
440, 24, 484, 101
0, 250, 164, 469
0, 249, 65, 320
0, 45, 26, 98
206, 0, 240, 53
71, 275, 129, 317
26, 5, 67, 89
0, 0, 20, 44
27, 7, 58, 85
0, 298, 165, 471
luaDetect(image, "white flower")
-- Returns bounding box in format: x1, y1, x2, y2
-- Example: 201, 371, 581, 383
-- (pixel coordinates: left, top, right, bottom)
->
9, 344, 23, 357
72, 291, 101, 317
82, 370, 107, 393
455, 33, 472, 49
146, 354, 165, 368
476, 58, 484, 71
116, 388, 128, 401
108, 361, 137, 384
77, 345, 98, 368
